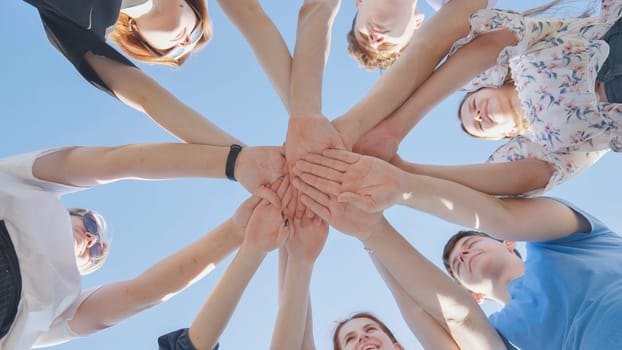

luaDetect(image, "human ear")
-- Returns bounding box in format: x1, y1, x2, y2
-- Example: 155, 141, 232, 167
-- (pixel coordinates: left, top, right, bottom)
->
471, 292, 486, 305
85, 232, 98, 248
355, 0, 362, 9
394, 343, 405, 350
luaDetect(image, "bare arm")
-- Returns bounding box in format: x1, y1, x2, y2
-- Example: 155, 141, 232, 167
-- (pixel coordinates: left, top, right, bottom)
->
289, 0, 340, 116
293, 150, 590, 242
364, 218, 505, 350
333, 0, 488, 143
379, 29, 518, 142
271, 217, 327, 350
216, 0, 293, 110
68, 218, 243, 335
392, 156, 554, 196
32, 144, 285, 203
278, 248, 317, 350
369, 255, 460, 350
84, 53, 241, 145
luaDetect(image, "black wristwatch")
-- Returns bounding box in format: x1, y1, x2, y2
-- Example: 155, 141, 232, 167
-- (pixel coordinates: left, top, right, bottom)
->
225, 144, 243, 181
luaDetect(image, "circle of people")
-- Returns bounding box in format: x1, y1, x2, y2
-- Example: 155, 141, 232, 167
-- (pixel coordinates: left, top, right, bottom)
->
2, 0, 621, 349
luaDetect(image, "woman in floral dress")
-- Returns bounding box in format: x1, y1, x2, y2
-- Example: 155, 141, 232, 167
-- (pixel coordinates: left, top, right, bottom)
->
358, 0, 622, 196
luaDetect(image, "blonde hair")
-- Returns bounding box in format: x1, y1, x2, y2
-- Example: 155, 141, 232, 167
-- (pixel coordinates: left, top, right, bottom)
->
68, 208, 111, 275
346, 15, 406, 71
108, 0, 212, 66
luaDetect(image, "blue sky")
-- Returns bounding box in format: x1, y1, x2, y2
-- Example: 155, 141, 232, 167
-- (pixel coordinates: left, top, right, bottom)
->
2, 0, 618, 349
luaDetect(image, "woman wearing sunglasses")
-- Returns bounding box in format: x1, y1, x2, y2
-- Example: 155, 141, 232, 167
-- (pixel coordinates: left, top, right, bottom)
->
20, 0, 303, 145
0, 142, 284, 349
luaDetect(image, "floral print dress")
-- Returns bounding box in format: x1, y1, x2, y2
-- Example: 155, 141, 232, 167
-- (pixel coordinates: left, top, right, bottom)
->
448, 0, 622, 195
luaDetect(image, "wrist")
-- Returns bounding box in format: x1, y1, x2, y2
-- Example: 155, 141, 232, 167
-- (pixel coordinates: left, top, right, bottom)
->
226, 144, 243, 181
360, 216, 388, 250
239, 241, 269, 260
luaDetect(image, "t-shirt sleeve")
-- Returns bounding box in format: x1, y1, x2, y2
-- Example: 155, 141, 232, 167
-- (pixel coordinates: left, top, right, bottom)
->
487, 137, 608, 196
38, 8, 137, 97
158, 328, 220, 350
32, 287, 101, 348
537, 197, 612, 244
0, 148, 88, 197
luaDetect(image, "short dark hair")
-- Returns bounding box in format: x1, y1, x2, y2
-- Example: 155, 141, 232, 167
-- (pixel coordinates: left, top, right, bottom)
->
442, 230, 522, 282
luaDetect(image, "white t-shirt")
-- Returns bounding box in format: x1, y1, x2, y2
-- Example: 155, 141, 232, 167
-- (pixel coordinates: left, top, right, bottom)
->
0, 149, 96, 349
425, 0, 497, 11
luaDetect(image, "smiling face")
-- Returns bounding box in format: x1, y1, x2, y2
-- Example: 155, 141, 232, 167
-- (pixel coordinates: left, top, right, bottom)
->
446, 235, 517, 295
353, 0, 422, 55
336, 317, 403, 350
134, 0, 205, 56
459, 86, 524, 139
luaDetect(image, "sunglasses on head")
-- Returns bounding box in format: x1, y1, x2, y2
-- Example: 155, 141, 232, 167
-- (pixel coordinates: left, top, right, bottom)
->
139, 3, 204, 61
83, 213, 104, 260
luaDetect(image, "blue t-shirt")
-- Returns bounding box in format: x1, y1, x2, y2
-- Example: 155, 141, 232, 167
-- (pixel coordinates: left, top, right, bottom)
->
489, 199, 622, 349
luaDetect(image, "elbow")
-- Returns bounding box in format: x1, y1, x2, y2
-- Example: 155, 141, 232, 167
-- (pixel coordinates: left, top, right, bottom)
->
514, 160, 555, 195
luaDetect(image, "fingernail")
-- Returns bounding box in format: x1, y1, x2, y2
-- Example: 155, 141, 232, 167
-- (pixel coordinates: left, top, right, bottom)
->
280, 210, 285, 219
279, 175, 285, 180
284, 219, 289, 228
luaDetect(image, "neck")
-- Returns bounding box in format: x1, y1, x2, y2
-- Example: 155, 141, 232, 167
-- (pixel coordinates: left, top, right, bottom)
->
489, 259, 525, 305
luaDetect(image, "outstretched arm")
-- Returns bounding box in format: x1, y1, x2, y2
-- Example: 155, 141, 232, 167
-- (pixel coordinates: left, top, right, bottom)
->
369, 255, 460, 350
353, 29, 518, 158
187, 181, 289, 349
293, 149, 589, 242
216, 0, 293, 109
271, 216, 328, 350
84, 53, 241, 146
290, 183, 502, 349
333, 0, 490, 144
391, 156, 554, 196
32, 144, 285, 204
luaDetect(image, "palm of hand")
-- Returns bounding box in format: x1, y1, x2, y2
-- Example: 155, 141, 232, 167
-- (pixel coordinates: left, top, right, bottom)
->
322, 197, 381, 240
285, 116, 346, 166
340, 157, 402, 213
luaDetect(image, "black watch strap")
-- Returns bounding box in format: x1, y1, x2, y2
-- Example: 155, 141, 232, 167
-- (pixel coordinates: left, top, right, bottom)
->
225, 144, 243, 181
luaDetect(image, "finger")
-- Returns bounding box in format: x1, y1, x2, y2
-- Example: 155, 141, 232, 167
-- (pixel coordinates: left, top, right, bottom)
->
300, 153, 350, 172
313, 215, 324, 226
295, 194, 306, 220
300, 195, 331, 223
294, 159, 344, 182
292, 178, 331, 207
277, 224, 290, 247
242, 195, 263, 211
276, 176, 290, 198
299, 173, 341, 196
305, 206, 315, 219
254, 185, 281, 208
322, 149, 360, 164
337, 192, 378, 213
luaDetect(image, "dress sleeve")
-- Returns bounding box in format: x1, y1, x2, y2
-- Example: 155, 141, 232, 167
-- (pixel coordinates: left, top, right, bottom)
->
0, 148, 88, 197
449, 9, 601, 92
600, 102, 622, 151
32, 287, 102, 348
487, 137, 608, 196
38, 8, 137, 97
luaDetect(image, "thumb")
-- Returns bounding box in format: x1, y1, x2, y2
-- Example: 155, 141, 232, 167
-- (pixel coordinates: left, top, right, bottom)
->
254, 185, 282, 208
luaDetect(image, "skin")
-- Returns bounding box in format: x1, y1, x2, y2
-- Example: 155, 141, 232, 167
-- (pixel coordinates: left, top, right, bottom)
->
131, 0, 202, 52
459, 85, 525, 139
337, 317, 403, 350
71, 215, 99, 269
353, 0, 424, 54
447, 236, 524, 304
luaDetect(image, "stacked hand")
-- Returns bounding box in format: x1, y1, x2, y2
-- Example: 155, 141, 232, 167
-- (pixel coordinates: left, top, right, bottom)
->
284, 114, 349, 223
293, 149, 405, 214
